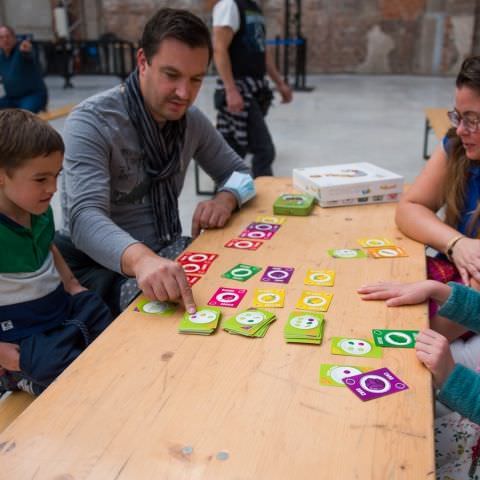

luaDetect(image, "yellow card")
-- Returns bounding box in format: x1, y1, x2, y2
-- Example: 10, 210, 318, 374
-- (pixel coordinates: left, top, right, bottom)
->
253, 288, 285, 308
255, 215, 286, 225
304, 269, 335, 286
357, 237, 395, 248
367, 246, 408, 258
296, 291, 333, 312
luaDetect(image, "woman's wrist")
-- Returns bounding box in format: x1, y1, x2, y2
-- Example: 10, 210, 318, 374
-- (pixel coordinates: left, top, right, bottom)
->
444, 234, 465, 262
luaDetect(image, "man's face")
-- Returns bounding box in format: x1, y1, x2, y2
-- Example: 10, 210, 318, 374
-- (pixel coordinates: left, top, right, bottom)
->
0, 27, 16, 55
138, 37, 209, 123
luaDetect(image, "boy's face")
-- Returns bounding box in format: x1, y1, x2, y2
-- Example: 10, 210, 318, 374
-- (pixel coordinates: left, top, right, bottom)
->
137, 37, 209, 123
0, 151, 63, 218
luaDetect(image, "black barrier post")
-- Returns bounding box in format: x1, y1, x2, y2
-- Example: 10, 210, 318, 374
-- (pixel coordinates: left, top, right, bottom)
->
283, 0, 290, 84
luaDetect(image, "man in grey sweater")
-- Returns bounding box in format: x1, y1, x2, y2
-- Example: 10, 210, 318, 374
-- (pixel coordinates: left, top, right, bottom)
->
56, 8, 254, 316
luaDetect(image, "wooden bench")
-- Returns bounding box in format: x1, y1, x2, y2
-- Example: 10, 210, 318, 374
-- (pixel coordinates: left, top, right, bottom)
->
423, 107, 451, 159
0, 391, 33, 432
38, 103, 75, 122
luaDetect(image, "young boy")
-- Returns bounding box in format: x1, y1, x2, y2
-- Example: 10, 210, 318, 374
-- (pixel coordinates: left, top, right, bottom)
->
0, 109, 112, 396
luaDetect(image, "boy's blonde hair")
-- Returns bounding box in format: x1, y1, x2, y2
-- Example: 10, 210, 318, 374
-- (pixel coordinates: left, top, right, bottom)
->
0, 109, 64, 172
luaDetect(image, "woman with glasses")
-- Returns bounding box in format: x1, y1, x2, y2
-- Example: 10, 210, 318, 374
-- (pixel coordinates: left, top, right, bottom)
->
396, 56, 480, 349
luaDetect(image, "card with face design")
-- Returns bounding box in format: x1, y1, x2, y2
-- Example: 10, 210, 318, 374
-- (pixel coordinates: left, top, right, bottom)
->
179, 307, 221, 335
208, 287, 247, 308
342, 367, 409, 401
252, 288, 285, 308
223, 308, 276, 337
303, 269, 335, 287
357, 238, 395, 248
284, 311, 324, 344
135, 299, 177, 316
328, 248, 366, 259
295, 291, 333, 312
319, 364, 372, 387
330, 337, 382, 358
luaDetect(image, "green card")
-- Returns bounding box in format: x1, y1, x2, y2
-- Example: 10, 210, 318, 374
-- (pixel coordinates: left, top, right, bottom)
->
222, 264, 262, 282
135, 299, 177, 316
284, 311, 324, 344
319, 364, 372, 387
223, 308, 276, 337
179, 307, 222, 335
327, 248, 367, 259
331, 336, 382, 358
372, 329, 419, 348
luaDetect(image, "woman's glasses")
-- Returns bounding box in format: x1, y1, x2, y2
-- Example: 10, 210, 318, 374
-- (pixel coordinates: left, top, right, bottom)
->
447, 109, 480, 133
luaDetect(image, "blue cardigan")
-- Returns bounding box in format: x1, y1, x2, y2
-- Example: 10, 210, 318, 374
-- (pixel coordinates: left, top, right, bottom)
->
437, 282, 480, 423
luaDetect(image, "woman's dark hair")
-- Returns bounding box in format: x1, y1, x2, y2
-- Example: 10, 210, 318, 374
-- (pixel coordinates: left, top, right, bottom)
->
141, 8, 213, 64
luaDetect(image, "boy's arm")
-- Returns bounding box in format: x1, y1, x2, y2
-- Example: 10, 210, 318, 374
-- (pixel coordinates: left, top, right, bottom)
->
51, 245, 86, 295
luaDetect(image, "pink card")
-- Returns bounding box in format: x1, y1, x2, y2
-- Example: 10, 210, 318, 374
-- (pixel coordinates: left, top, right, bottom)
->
208, 287, 247, 308
239, 229, 274, 240
246, 222, 281, 233
186, 275, 201, 287
181, 262, 212, 275
177, 251, 218, 265
261, 266, 295, 284
224, 239, 263, 250
343, 367, 408, 401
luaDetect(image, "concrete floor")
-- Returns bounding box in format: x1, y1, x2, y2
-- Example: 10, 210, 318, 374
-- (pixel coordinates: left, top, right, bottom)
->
40, 73, 455, 233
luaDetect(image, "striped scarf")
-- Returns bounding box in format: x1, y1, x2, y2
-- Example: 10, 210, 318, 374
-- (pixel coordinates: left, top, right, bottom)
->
123, 69, 186, 243
215, 77, 271, 147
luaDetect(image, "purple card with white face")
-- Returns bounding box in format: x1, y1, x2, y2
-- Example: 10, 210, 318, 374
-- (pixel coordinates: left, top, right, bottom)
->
261, 266, 295, 284
342, 367, 408, 401
246, 222, 281, 233
239, 229, 274, 240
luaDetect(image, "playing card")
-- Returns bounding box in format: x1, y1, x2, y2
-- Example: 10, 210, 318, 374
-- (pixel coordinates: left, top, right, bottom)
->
224, 239, 263, 250
252, 288, 285, 308
372, 329, 419, 348
295, 291, 333, 312
246, 222, 281, 233
366, 246, 408, 258
343, 367, 408, 401
357, 238, 395, 248
255, 215, 286, 225
223, 308, 276, 337
222, 264, 262, 282
177, 251, 218, 264
207, 287, 247, 308
328, 248, 366, 259
179, 307, 221, 335
303, 269, 335, 287
319, 364, 372, 387
284, 311, 324, 344
135, 299, 177, 316
261, 266, 295, 284
239, 229, 274, 240
331, 336, 382, 358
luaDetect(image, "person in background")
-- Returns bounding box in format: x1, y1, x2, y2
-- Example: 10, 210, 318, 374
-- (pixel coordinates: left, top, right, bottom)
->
209, 0, 292, 178
0, 25, 47, 113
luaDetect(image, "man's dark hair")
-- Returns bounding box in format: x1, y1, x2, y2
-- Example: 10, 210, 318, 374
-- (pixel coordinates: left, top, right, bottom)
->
0, 109, 64, 172
141, 8, 213, 64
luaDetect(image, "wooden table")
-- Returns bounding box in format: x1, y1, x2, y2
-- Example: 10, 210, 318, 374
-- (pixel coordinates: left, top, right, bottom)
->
0, 178, 434, 479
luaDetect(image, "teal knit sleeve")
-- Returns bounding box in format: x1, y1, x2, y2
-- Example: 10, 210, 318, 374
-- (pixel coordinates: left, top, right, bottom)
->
437, 282, 480, 332
437, 364, 480, 424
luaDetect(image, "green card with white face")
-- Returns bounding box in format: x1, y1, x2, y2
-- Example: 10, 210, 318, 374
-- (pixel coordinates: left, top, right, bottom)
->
222, 264, 262, 282
331, 336, 382, 358
284, 311, 324, 344
179, 307, 222, 335
223, 308, 276, 337
135, 299, 177, 316
372, 329, 419, 348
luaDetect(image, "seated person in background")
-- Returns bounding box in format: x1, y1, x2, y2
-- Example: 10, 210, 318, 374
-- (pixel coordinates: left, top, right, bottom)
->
56, 8, 255, 317
0, 109, 112, 397
0, 25, 47, 113
395, 56, 480, 370
359, 280, 480, 480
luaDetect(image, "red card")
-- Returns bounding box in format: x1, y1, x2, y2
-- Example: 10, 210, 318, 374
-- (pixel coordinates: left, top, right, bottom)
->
177, 251, 218, 265
181, 262, 212, 275
186, 275, 201, 287
224, 239, 263, 250
239, 229, 274, 240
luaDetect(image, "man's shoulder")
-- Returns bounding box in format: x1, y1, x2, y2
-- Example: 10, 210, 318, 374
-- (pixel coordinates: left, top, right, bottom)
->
185, 105, 214, 133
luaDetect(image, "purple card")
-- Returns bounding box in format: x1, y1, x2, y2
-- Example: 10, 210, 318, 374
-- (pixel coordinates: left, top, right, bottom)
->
261, 266, 295, 284
342, 367, 408, 401
208, 287, 247, 308
246, 222, 281, 233
239, 229, 274, 240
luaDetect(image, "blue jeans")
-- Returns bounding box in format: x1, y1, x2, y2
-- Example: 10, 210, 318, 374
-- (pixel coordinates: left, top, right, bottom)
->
224, 97, 276, 178
0, 90, 48, 113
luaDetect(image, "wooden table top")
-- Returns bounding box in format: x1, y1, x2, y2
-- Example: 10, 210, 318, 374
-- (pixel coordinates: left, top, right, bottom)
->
0, 178, 434, 479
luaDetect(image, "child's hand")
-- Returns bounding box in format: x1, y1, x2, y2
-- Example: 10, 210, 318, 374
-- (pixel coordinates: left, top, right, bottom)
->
415, 329, 455, 388
357, 280, 438, 306
0, 342, 20, 371
65, 279, 87, 295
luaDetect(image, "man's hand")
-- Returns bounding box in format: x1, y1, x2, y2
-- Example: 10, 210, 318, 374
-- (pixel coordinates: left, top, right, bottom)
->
277, 81, 293, 103
19, 39, 32, 53
191, 192, 237, 238
226, 85, 244, 113
134, 254, 196, 314
0, 342, 20, 371
415, 329, 455, 388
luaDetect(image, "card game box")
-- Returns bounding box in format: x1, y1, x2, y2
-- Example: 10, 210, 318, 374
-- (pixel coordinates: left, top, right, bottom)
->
292, 162, 404, 207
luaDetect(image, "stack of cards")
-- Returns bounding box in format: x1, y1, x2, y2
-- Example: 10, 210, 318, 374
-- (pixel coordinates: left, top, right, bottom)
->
177, 251, 218, 286
284, 311, 324, 344
223, 308, 276, 338
178, 307, 221, 335
357, 237, 408, 259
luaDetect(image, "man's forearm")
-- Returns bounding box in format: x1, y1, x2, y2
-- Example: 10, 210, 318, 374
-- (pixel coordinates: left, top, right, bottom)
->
121, 243, 158, 278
